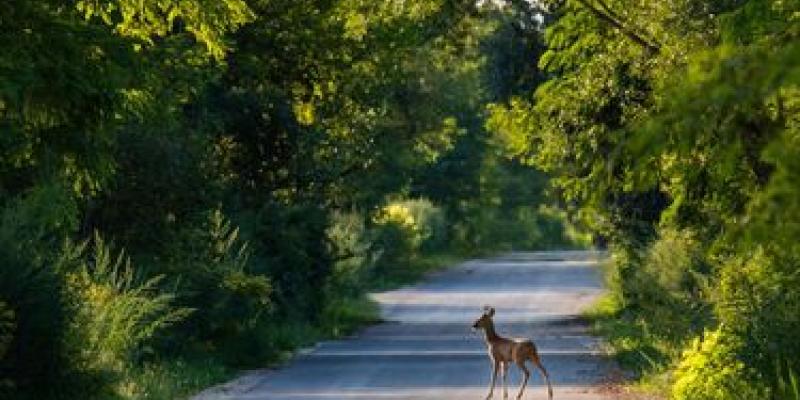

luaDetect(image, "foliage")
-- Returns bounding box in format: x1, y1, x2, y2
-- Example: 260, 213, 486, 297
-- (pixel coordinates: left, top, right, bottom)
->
76, 0, 253, 59
715, 250, 800, 383
241, 203, 328, 322
0, 198, 70, 398
672, 328, 767, 400
374, 198, 447, 255
115, 357, 232, 400
776, 362, 800, 400
470, 204, 590, 251
63, 236, 191, 373
489, 0, 800, 396
0, 301, 15, 393
326, 210, 376, 297
162, 210, 271, 363
0, 0, 583, 398
320, 296, 382, 338
625, 229, 711, 341
58, 236, 190, 399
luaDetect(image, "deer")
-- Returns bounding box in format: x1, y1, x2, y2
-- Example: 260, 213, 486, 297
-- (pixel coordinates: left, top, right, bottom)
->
472, 306, 553, 400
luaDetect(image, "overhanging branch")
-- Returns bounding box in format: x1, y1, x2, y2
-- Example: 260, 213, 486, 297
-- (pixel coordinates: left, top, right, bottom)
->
574, 0, 661, 54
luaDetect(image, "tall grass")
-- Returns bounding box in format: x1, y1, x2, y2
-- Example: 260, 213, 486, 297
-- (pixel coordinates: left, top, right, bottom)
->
776, 362, 800, 400
62, 235, 192, 395
117, 358, 232, 400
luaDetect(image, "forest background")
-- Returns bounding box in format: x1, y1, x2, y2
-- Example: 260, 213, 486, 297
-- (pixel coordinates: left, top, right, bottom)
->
1, 1, 798, 399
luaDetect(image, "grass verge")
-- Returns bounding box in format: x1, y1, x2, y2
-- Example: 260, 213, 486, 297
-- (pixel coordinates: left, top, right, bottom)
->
115, 357, 233, 400
583, 294, 674, 396
370, 251, 469, 290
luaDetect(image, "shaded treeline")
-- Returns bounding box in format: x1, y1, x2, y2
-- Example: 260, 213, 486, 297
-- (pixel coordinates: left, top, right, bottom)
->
0, 1, 585, 398
487, 0, 800, 398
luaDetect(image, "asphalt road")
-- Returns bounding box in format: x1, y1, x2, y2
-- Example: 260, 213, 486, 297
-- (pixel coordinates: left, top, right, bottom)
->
194, 251, 616, 400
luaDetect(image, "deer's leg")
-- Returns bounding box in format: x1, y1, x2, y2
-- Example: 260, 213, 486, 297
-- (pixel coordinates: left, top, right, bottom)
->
515, 360, 530, 400
502, 362, 509, 399
486, 359, 499, 400
530, 354, 553, 400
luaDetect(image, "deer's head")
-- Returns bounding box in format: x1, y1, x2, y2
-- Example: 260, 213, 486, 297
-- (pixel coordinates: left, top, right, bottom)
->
472, 306, 495, 330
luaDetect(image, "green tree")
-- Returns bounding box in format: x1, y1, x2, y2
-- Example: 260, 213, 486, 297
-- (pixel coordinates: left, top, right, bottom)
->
487, 0, 800, 394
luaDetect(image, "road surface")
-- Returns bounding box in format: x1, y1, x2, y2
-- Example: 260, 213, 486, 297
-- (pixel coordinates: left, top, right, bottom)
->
194, 250, 618, 400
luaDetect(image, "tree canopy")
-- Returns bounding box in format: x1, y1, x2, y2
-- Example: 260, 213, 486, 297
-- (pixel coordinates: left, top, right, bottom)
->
2, 0, 797, 397
488, 0, 800, 397
0, 1, 583, 398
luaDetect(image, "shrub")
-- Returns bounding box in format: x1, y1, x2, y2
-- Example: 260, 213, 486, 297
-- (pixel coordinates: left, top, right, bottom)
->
63, 235, 192, 374
0, 185, 76, 398
373, 198, 446, 257
450, 204, 589, 252
672, 328, 767, 400
399, 199, 448, 252
592, 229, 713, 381
320, 296, 381, 337
0, 250, 67, 398
242, 203, 327, 322
372, 217, 416, 269
629, 228, 711, 341
326, 211, 376, 296
715, 249, 800, 384
162, 210, 272, 361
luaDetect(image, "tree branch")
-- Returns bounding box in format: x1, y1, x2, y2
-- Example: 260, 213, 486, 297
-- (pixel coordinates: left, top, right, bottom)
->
574, 0, 661, 54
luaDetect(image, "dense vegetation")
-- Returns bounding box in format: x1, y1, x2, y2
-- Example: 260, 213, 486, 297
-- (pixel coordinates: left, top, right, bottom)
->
4, 0, 797, 398
487, 0, 800, 398
0, 1, 588, 398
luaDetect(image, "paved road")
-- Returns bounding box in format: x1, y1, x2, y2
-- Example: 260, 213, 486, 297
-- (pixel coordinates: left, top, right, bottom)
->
194, 251, 616, 400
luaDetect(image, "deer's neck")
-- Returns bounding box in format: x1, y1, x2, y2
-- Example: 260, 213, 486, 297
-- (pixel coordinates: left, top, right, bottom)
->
483, 321, 501, 343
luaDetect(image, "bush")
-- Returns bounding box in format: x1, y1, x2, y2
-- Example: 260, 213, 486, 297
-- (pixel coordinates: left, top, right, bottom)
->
320, 296, 381, 337
0, 251, 67, 399
672, 328, 767, 400
0, 185, 76, 398
400, 199, 448, 252
326, 211, 376, 296
59, 235, 191, 397
63, 236, 191, 374
599, 231, 800, 397
715, 249, 800, 384
450, 204, 590, 252
243, 203, 328, 322
589, 229, 713, 383
627, 228, 711, 341
374, 198, 447, 255
160, 210, 272, 363
775, 363, 800, 400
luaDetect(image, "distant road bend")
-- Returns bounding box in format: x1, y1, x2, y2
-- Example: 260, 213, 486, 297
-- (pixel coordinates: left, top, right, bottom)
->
194, 250, 617, 400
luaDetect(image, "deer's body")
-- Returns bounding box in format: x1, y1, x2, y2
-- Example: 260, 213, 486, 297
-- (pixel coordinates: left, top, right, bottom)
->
473, 307, 553, 400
